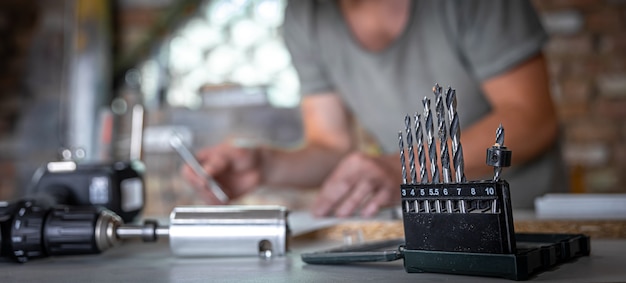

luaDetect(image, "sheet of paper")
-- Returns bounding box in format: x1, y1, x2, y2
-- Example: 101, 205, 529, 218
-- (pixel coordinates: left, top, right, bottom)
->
287, 208, 401, 236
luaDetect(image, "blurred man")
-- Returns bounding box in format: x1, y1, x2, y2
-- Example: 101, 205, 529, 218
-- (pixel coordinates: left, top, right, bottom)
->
183, 0, 562, 217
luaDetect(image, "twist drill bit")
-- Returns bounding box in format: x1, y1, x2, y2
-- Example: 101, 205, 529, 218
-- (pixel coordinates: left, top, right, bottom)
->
493, 124, 505, 181
494, 125, 504, 181
414, 112, 428, 183
405, 115, 417, 184
434, 86, 452, 183
496, 123, 504, 146
486, 124, 512, 181
445, 88, 466, 183
423, 97, 439, 184
398, 131, 407, 184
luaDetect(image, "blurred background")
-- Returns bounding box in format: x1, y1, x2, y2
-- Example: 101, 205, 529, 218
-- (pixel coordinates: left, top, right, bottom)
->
0, 0, 624, 218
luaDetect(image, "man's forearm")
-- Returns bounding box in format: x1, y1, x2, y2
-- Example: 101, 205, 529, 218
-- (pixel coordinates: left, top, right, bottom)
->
461, 109, 557, 180
258, 144, 350, 188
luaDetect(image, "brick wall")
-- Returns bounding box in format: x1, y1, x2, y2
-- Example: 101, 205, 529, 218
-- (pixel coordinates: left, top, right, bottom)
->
534, 0, 626, 193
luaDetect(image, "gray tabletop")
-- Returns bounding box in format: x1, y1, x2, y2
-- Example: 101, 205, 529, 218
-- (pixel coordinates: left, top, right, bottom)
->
2, 237, 626, 283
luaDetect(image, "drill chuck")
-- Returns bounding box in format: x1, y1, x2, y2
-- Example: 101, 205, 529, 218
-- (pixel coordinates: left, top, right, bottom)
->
0, 199, 123, 263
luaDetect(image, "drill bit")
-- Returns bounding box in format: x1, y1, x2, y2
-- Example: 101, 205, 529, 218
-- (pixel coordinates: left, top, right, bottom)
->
405, 115, 417, 184
495, 123, 505, 145
486, 123, 512, 182
434, 85, 452, 183
423, 97, 439, 184
493, 124, 505, 181
398, 131, 407, 184
414, 112, 428, 183
445, 88, 466, 183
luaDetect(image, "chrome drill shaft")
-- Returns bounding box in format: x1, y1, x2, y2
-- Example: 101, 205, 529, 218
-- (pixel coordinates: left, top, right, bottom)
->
405, 115, 417, 184
423, 97, 439, 184
415, 112, 428, 183
116, 225, 170, 239
434, 85, 452, 183
494, 124, 505, 181
445, 88, 466, 183
398, 131, 407, 184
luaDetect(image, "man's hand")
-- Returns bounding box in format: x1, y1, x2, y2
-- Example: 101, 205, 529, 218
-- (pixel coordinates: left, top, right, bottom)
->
312, 152, 401, 218
181, 143, 263, 204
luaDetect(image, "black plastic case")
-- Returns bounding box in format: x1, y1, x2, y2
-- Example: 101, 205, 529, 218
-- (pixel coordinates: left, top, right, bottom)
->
301, 233, 590, 280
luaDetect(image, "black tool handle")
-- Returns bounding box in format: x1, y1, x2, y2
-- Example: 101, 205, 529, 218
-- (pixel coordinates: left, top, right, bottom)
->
43, 206, 102, 256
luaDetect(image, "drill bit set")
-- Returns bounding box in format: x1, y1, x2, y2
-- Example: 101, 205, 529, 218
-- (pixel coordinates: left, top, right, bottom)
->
398, 84, 516, 255
397, 84, 589, 279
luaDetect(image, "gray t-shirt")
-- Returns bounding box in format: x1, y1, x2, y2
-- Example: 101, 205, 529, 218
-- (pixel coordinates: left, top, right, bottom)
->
283, 0, 565, 208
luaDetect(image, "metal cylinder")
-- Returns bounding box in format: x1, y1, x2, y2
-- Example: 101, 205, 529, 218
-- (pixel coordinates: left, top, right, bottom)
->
168, 206, 288, 258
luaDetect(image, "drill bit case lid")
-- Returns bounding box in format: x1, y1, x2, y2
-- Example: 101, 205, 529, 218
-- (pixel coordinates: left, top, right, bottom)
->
301, 85, 590, 280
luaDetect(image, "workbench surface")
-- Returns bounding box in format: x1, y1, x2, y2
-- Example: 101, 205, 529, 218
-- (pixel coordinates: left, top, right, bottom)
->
1, 235, 625, 282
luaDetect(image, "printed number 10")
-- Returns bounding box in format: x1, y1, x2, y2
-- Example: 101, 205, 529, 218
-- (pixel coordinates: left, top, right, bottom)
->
485, 187, 495, 195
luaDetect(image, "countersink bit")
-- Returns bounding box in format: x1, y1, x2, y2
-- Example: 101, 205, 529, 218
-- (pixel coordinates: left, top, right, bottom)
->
415, 112, 428, 183
434, 86, 452, 183
486, 124, 512, 181
405, 115, 417, 184
398, 131, 407, 184
445, 88, 466, 183
423, 97, 439, 184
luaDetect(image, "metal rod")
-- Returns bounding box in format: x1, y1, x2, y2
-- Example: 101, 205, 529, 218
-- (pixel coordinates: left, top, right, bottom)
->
156, 227, 170, 237
459, 200, 466, 213
170, 133, 229, 203
116, 226, 145, 239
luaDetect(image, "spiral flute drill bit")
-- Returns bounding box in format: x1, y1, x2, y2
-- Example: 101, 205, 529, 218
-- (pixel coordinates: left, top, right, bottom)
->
414, 112, 428, 184
423, 97, 439, 184
405, 115, 417, 184
494, 124, 504, 180
434, 85, 452, 183
398, 131, 407, 184
495, 124, 504, 147
445, 88, 466, 183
